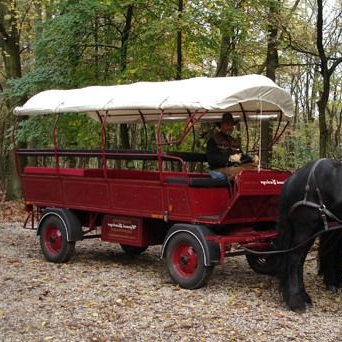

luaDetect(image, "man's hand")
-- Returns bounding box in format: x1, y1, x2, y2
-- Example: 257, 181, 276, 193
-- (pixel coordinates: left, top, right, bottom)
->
252, 155, 259, 165
229, 153, 242, 164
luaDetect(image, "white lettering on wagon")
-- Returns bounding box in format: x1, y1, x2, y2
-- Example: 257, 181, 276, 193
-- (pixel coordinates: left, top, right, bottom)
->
260, 179, 285, 186
107, 222, 137, 230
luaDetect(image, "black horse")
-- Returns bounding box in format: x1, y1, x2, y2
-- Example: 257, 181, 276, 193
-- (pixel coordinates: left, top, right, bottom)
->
276, 158, 342, 312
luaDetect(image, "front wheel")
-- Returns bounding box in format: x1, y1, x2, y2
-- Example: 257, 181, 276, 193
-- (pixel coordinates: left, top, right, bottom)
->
39, 215, 75, 263
165, 232, 214, 289
246, 253, 277, 276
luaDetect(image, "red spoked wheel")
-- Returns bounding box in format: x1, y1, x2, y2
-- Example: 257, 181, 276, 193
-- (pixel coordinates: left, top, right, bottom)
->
39, 215, 75, 263
165, 232, 214, 289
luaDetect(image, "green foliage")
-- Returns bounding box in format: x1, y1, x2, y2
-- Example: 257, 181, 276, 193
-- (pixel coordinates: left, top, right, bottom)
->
272, 122, 320, 171
16, 114, 101, 148
16, 115, 55, 148
1, 0, 342, 175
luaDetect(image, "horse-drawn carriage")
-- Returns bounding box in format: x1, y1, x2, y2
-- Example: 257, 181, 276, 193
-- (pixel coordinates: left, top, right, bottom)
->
13, 75, 294, 289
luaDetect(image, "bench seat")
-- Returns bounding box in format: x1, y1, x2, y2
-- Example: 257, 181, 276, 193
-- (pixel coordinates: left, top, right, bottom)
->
164, 177, 228, 188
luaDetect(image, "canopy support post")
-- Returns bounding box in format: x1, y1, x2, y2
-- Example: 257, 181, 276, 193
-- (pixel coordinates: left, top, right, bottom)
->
53, 114, 60, 171
97, 111, 108, 178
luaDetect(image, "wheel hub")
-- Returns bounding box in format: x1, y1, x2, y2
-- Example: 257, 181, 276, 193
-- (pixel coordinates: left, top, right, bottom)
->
173, 244, 198, 277
44, 225, 62, 254
180, 255, 189, 265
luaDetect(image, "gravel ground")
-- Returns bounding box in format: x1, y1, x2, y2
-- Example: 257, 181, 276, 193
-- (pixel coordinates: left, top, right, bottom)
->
1, 221, 342, 342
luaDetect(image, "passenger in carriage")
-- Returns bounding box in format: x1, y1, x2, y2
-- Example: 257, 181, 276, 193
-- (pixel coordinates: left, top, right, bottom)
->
206, 112, 258, 180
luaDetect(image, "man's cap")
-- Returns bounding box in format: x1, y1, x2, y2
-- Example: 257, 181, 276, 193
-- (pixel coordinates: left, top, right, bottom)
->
221, 112, 239, 126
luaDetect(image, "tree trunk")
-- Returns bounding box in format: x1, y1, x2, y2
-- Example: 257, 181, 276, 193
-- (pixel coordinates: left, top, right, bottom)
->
215, 1, 242, 77
176, 0, 183, 80
316, 0, 329, 158
120, 4, 133, 73
119, 4, 134, 149
262, 0, 280, 164
216, 34, 231, 77
315, 0, 342, 157
0, 1, 23, 200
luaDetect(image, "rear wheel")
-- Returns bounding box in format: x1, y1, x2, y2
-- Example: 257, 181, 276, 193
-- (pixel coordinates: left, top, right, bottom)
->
246, 253, 277, 276
120, 244, 147, 255
39, 215, 75, 263
165, 232, 214, 289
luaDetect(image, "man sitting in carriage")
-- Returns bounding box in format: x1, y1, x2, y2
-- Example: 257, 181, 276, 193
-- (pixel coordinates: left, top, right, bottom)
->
206, 112, 258, 180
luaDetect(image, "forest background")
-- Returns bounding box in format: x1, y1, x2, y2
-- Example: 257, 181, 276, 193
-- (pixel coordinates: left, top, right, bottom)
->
0, 0, 342, 200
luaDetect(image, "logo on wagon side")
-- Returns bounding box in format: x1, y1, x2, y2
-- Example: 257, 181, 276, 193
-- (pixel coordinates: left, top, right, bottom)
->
108, 222, 137, 231
260, 179, 285, 186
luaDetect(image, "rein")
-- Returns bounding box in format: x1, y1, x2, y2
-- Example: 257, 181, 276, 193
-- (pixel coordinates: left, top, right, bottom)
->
241, 224, 342, 255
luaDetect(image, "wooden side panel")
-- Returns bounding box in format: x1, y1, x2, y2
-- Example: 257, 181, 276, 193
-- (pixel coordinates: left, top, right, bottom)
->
166, 187, 191, 217
188, 187, 230, 217
62, 179, 109, 208
109, 181, 163, 215
21, 175, 63, 205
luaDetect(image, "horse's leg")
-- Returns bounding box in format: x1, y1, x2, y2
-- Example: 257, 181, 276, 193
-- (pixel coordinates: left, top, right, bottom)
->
298, 242, 314, 305
284, 221, 316, 312
319, 231, 342, 292
319, 232, 336, 292
335, 234, 342, 287
285, 246, 313, 311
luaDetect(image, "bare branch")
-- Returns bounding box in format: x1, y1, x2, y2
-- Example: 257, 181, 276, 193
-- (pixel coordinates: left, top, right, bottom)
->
81, 43, 120, 50
328, 57, 342, 77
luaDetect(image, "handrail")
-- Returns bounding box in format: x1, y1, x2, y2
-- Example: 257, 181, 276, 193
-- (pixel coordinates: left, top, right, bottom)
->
15, 149, 207, 175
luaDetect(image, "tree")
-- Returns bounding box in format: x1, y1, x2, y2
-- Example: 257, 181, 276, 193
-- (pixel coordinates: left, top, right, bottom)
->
215, 0, 248, 76
119, 4, 134, 149
283, 0, 342, 157
176, 0, 183, 80
0, 0, 23, 199
316, 0, 342, 157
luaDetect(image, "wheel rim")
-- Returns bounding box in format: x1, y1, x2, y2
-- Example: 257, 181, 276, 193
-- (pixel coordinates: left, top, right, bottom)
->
43, 225, 63, 256
172, 243, 198, 278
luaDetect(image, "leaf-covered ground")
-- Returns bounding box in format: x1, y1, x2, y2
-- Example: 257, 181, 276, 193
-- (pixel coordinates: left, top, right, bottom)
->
1, 198, 342, 341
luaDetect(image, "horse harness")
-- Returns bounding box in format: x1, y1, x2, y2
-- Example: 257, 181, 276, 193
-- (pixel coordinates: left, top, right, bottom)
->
242, 159, 342, 256
288, 158, 342, 230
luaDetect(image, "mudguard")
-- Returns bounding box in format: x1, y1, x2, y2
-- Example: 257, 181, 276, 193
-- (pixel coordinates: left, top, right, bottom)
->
161, 223, 220, 266
37, 208, 83, 242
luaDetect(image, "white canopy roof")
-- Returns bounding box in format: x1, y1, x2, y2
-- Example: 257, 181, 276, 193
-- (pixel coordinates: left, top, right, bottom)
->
14, 74, 293, 123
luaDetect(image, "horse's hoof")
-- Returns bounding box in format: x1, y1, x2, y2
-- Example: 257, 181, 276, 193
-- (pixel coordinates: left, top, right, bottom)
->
294, 307, 306, 313
327, 285, 338, 294
288, 298, 307, 313
303, 292, 312, 305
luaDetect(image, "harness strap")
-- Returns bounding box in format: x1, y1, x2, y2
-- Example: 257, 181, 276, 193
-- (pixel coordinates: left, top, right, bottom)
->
303, 158, 326, 202
288, 158, 342, 230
